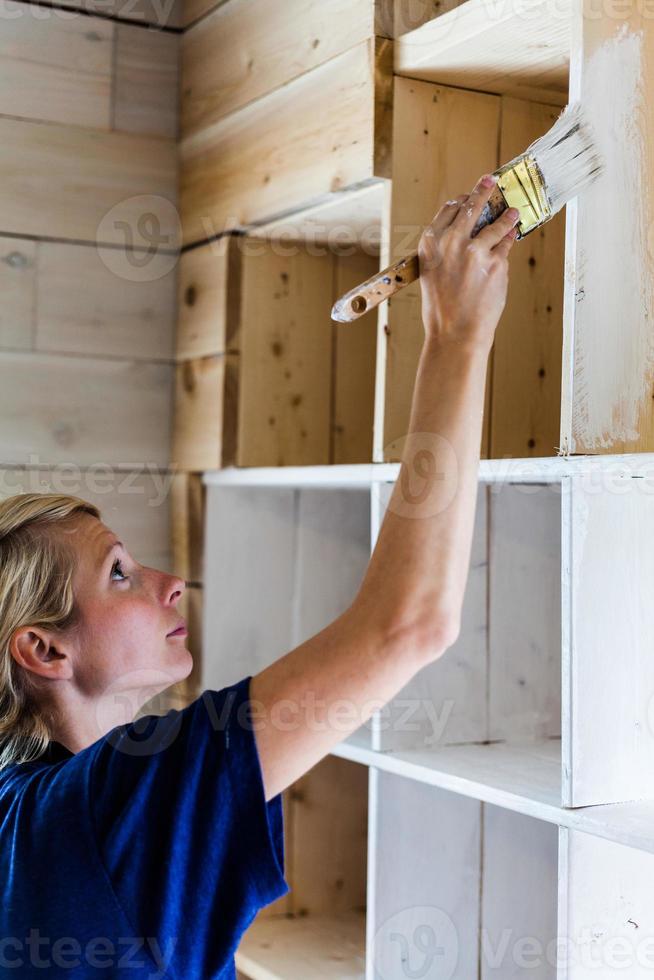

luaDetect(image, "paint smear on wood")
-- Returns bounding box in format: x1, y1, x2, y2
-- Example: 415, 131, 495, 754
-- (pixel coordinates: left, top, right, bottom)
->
572, 24, 654, 450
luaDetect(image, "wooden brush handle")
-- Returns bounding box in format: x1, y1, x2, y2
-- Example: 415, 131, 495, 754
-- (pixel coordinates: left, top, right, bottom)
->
331, 187, 509, 323
331, 253, 420, 323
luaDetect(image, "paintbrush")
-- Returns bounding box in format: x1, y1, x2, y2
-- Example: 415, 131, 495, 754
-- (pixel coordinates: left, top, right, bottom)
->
331, 100, 604, 323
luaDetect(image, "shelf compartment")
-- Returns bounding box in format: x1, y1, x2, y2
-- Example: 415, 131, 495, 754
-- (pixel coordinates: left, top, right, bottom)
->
237, 754, 367, 980
174, 236, 378, 470
202, 484, 373, 748
369, 770, 559, 979
377, 78, 566, 462
395, 0, 571, 105
374, 474, 654, 808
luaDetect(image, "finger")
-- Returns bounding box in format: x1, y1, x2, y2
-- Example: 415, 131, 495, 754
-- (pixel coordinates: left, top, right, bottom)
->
492, 225, 519, 259
451, 174, 498, 238
475, 205, 521, 249
425, 194, 468, 236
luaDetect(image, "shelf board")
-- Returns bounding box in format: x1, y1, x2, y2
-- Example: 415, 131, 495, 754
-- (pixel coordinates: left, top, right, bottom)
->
395, 0, 571, 106
202, 454, 654, 489
236, 910, 365, 980
247, 181, 386, 254
331, 737, 654, 856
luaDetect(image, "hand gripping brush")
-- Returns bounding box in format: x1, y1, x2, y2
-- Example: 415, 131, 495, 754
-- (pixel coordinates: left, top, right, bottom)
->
331, 100, 604, 323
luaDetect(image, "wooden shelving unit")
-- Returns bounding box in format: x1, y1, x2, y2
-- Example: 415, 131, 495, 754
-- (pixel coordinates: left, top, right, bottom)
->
175, 0, 654, 976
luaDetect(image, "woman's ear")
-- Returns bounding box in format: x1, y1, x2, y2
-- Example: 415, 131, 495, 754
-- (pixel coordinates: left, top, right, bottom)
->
9, 627, 73, 681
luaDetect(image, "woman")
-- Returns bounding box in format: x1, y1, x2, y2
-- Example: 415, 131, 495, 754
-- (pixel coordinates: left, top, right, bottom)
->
0, 175, 519, 978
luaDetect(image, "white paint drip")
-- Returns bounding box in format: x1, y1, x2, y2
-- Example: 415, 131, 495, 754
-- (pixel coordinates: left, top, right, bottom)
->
572, 24, 654, 450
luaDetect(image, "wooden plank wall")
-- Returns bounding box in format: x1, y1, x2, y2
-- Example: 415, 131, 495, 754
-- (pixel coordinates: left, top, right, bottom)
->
0, 1, 183, 698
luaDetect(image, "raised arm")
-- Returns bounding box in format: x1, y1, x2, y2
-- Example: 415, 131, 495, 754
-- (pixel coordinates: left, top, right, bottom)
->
250, 174, 520, 801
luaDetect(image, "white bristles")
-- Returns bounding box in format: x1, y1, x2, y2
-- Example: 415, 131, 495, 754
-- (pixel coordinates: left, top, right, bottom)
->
525, 101, 605, 215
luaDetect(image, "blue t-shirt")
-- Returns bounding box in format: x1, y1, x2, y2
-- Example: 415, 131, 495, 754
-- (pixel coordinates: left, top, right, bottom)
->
0, 675, 289, 978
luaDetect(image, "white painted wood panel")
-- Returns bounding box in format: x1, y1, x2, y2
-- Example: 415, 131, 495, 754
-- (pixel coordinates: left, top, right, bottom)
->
562, 475, 654, 806
561, 828, 654, 978
370, 771, 481, 980
489, 482, 561, 740
294, 490, 371, 644
373, 484, 488, 750
481, 807, 558, 979
202, 486, 296, 689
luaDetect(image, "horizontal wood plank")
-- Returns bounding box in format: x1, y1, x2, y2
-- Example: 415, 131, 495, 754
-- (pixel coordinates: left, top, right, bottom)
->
114, 23, 179, 139
182, 0, 379, 137
0, 465, 174, 572
180, 39, 392, 246
0, 237, 36, 351
0, 11, 113, 128
0, 351, 173, 467
44, 0, 182, 28
35, 241, 176, 360
0, 117, 178, 245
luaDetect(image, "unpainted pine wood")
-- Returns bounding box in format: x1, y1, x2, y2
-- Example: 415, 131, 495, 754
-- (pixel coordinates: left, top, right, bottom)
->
0, 351, 172, 467
395, 0, 570, 106
333, 252, 379, 464
382, 78, 499, 460
371, 771, 481, 978
290, 755, 368, 917
0, 117, 177, 246
294, 489, 371, 645
35, 241, 176, 361
170, 470, 205, 585
114, 24, 179, 139
561, 476, 654, 807
180, 39, 392, 246
251, 181, 387, 254
374, 483, 488, 751
0, 237, 36, 351
236, 909, 365, 979
395, 0, 464, 36
201, 486, 297, 688
490, 98, 565, 459
481, 806, 558, 979
182, 0, 225, 28
237, 243, 333, 467
488, 481, 562, 742
0, 465, 174, 572
561, 12, 654, 454
561, 829, 654, 979
182, 0, 384, 138
0, 11, 112, 129
172, 354, 227, 472
177, 236, 242, 361
45, 0, 182, 27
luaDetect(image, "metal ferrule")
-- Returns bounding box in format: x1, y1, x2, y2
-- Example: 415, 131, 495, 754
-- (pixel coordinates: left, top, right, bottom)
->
496, 152, 551, 238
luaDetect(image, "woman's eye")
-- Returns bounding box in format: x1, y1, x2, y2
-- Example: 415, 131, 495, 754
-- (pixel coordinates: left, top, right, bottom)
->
111, 559, 128, 582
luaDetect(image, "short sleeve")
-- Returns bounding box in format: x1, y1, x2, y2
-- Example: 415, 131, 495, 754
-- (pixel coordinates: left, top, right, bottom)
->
88, 675, 289, 979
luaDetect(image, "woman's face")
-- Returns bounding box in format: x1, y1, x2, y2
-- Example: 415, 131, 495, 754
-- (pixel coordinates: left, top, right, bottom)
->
60, 512, 193, 715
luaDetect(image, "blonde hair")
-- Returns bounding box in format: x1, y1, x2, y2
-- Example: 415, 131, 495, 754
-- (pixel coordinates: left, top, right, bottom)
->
0, 492, 101, 770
